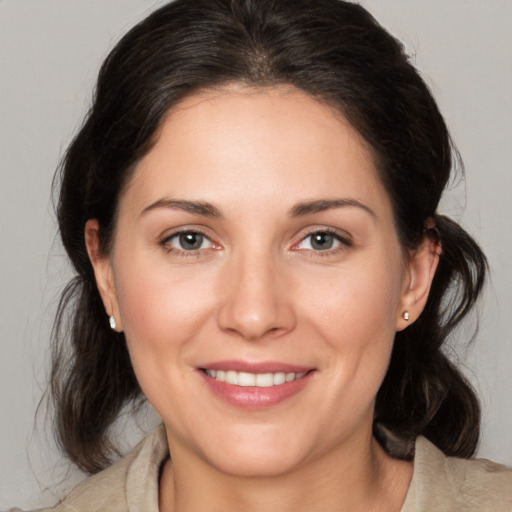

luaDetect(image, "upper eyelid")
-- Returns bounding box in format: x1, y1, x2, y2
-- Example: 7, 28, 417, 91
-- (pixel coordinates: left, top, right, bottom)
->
159, 228, 216, 249
159, 230, 219, 257
295, 226, 352, 243
163, 229, 211, 241
157, 225, 352, 250
160, 226, 214, 241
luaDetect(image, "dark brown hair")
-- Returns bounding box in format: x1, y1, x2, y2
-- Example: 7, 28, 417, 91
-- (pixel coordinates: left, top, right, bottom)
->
51, 0, 486, 473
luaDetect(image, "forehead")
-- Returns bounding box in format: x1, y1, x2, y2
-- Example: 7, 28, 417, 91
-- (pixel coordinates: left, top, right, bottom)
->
121, 86, 391, 219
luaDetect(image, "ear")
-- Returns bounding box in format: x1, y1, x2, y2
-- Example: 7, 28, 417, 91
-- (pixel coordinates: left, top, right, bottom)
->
84, 219, 123, 332
396, 229, 441, 331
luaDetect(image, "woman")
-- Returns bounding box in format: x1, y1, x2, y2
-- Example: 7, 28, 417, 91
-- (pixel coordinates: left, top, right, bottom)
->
7, 0, 511, 510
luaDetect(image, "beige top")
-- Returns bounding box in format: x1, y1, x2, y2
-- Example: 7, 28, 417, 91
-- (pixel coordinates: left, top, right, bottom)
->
11, 424, 512, 512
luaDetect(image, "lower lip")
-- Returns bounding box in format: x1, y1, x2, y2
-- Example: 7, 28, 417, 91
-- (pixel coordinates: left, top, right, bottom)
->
199, 371, 314, 409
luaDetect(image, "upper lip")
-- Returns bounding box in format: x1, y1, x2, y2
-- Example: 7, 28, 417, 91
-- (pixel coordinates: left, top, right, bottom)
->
198, 360, 313, 374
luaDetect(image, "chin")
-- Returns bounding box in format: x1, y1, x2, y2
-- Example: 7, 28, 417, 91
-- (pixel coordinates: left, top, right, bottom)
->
195, 427, 314, 478
206, 449, 305, 478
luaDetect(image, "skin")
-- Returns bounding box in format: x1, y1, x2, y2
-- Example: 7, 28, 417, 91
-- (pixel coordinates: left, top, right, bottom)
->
86, 87, 439, 512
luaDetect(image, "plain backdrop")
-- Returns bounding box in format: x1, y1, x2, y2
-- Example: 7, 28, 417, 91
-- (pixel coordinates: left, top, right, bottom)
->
1, 0, 511, 509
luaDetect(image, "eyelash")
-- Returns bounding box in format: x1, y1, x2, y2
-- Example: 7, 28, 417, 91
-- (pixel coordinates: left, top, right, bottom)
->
292, 228, 353, 257
160, 229, 217, 257
160, 226, 352, 259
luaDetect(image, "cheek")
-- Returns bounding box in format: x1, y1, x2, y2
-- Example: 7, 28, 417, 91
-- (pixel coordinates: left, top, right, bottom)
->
111, 259, 222, 431
300, 257, 403, 338
113, 258, 218, 369
297, 257, 403, 395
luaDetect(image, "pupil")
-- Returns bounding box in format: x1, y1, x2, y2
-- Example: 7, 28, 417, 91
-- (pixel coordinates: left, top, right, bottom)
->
179, 233, 202, 250
311, 233, 333, 250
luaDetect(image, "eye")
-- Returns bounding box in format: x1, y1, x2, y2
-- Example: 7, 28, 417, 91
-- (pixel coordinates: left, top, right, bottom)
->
294, 230, 351, 252
163, 231, 214, 252
303, 232, 337, 251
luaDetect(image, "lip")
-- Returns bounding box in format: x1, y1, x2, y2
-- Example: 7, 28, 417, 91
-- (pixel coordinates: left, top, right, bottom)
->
197, 360, 315, 409
198, 360, 312, 374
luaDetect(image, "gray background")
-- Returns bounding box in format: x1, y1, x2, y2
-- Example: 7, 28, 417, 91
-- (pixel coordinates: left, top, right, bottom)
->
1, 0, 511, 508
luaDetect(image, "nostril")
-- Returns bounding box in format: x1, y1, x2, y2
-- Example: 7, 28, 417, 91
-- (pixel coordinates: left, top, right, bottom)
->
215, 271, 297, 340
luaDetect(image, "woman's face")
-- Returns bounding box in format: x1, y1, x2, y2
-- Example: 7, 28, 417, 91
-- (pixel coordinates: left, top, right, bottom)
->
89, 87, 435, 477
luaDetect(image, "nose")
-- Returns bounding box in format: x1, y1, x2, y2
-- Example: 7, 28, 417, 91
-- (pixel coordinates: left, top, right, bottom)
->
216, 251, 296, 341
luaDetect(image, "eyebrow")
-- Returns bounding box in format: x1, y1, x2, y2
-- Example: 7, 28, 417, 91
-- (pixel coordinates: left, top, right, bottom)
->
289, 198, 376, 218
140, 197, 375, 220
140, 199, 223, 218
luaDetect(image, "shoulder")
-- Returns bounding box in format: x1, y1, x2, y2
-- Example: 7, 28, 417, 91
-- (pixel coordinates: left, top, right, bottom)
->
9, 424, 168, 512
402, 436, 512, 512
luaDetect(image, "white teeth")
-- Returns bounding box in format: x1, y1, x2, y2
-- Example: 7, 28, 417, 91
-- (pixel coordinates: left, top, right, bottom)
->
225, 370, 238, 385
255, 373, 274, 387
204, 369, 308, 387
238, 372, 256, 386
273, 372, 286, 385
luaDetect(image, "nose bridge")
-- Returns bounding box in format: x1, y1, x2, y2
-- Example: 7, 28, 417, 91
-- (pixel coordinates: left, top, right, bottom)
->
217, 244, 295, 340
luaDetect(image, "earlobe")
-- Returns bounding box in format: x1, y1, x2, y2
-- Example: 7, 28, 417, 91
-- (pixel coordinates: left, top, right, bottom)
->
396, 231, 441, 331
84, 219, 122, 331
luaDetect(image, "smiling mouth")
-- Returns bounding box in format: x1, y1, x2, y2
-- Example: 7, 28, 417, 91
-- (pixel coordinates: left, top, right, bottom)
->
202, 369, 308, 387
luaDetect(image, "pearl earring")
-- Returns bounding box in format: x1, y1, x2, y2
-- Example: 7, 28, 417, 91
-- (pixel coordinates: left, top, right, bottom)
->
403, 311, 410, 321
109, 315, 117, 330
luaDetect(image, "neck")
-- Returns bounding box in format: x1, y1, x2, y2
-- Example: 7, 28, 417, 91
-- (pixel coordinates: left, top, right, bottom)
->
159, 430, 412, 512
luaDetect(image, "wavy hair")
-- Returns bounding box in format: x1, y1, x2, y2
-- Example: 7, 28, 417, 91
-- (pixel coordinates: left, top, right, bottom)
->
51, 0, 486, 473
